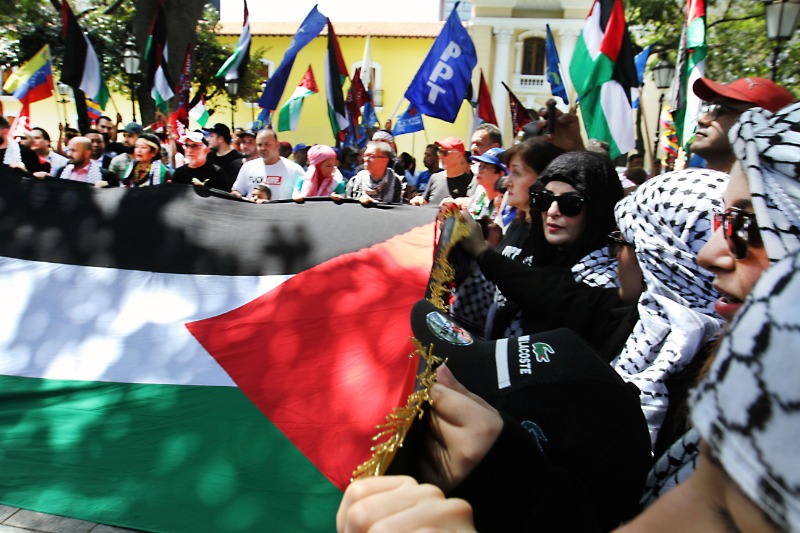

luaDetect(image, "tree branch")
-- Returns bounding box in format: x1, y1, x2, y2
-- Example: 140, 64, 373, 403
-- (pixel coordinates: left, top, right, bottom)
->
708, 13, 761, 29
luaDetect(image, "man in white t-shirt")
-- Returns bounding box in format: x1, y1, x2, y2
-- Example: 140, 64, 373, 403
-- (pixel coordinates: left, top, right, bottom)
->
230, 128, 304, 201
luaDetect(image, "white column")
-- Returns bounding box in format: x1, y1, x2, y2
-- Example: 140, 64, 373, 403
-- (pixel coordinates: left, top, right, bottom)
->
559, 28, 580, 102
492, 27, 515, 136
514, 41, 523, 74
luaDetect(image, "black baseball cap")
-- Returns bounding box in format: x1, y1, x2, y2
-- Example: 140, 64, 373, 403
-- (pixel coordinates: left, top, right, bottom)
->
395, 299, 652, 529
208, 123, 232, 142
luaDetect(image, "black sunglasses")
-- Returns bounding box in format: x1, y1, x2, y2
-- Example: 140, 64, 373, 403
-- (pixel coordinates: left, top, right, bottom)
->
607, 230, 634, 259
713, 207, 763, 260
530, 190, 586, 217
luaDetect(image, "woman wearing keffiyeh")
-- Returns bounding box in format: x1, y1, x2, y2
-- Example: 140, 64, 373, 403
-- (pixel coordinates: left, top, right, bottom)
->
292, 144, 345, 201
642, 100, 800, 507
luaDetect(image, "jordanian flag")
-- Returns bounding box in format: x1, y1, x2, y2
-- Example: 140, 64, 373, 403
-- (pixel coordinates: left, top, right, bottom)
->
145, 0, 175, 113
0, 173, 436, 532
61, 0, 110, 108
215, 1, 251, 83
277, 65, 318, 132
670, 0, 706, 150
569, 0, 638, 159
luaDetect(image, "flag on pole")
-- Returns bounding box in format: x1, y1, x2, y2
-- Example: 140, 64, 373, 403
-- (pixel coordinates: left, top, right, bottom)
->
345, 68, 369, 122
258, 6, 327, 113
61, 0, 109, 108
3, 45, 55, 104
189, 96, 210, 128
545, 25, 570, 105
476, 70, 498, 126
501, 81, 533, 133
404, 2, 476, 123
392, 103, 425, 136
172, 44, 194, 128
632, 44, 653, 109
215, 1, 251, 82
0, 177, 436, 533
569, 0, 638, 159
670, 0, 706, 150
9, 102, 31, 137
277, 66, 319, 132
145, 0, 175, 114
359, 35, 379, 128
85, 97, 102, 121
325, 18, 350, 141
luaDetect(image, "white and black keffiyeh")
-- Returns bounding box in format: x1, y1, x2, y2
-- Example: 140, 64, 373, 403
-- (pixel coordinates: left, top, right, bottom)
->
60, 159, 104, 184
571, 247, 618, 288
640, 428, 701, 506
2, 138, 22, 166
730, 102, 800, 262
612, 168, 728, 445
691, 250, 800, 532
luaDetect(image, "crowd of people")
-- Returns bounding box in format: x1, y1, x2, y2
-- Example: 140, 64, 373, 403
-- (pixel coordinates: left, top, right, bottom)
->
2, 75, 799, 532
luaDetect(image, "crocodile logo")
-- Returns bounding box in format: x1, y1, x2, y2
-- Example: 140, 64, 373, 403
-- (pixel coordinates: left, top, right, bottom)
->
532, 342, 554, 363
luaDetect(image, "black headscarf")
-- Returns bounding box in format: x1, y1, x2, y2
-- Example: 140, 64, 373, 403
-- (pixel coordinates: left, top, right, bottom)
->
526, 151, 624, 267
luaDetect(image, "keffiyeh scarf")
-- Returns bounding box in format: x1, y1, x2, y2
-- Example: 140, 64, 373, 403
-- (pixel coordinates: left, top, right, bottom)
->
60, 159, 104, 184
731, 102, 800, 262
2, 138, 22, 166
612, 168, 728, 446
691, 250, 800, 532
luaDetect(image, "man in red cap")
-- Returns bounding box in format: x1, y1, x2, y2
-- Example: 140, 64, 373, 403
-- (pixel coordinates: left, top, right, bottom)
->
690, 77, 794, 173
410, 137, 475, 206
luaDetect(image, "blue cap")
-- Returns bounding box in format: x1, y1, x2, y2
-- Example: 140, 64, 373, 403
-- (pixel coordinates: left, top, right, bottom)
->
470, 147, 508, 174
293, 143, 309, 153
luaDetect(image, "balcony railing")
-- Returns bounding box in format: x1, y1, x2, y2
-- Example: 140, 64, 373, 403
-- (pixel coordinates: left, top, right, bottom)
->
512, 73, 548, 93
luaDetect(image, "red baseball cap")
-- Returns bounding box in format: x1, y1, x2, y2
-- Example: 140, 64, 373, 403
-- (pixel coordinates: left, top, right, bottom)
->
693, 77, 795, 113
435, 136, 465, 153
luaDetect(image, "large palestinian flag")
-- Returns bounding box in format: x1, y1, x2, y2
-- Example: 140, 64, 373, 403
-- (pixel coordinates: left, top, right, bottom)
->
0, 170, 437, 532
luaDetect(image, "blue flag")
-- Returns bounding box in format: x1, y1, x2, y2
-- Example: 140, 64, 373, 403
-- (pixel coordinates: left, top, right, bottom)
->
258, 5, 327, 112
363, 92, 379, 128
392, 104, 425, 136
632, 44, 653, 109
253, 107, 271, 131
545, 24, 569, 105
403, 3, 476, 123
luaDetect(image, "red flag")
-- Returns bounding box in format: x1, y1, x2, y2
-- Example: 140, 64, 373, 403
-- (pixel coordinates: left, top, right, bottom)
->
477, 70, 498, 126
502, 81, 533, 133
171, 43, 194, 128
345, 68, 368, 121
9, 102, 31, 137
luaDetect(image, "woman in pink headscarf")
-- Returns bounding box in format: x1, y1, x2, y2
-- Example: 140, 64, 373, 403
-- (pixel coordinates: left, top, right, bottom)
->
292, 144, 346, 201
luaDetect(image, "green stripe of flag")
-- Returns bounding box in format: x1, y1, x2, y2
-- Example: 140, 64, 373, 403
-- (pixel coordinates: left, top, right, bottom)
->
0, 375, 340, 533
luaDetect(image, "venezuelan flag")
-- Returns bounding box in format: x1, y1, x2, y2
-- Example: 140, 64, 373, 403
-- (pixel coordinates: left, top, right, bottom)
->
2, 45, 54, 104
85, 97, 103, 120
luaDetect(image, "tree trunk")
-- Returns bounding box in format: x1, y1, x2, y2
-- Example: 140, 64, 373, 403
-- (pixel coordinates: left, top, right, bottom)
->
133, 0, 207, 126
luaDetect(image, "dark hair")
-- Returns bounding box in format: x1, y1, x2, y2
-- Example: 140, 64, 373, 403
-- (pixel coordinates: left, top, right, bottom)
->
527, 151, 624, 267
0, 116, 10, 129
97, 115, 113, 123
474, 123, 503, 147
31, 127, 51, 142
138, 132, 163, 160
504, 137, 564, 176
85, 128, 102, 136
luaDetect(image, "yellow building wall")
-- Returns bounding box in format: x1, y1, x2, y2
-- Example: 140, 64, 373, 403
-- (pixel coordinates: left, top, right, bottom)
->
220, 32, 477, 163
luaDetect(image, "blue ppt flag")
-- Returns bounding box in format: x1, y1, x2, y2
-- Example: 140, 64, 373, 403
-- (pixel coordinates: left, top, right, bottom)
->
545, 24, 569, 105
392, 104, 425, 136
404, 2, 476, 123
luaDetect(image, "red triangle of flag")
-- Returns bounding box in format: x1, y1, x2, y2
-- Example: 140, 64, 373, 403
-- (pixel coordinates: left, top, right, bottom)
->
187, 223, 435, 489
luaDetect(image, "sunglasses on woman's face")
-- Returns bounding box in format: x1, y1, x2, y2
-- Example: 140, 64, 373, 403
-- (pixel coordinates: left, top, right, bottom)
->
712, 207, 763, 260
530, 190, 586, 217
607, 230, 634, 259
